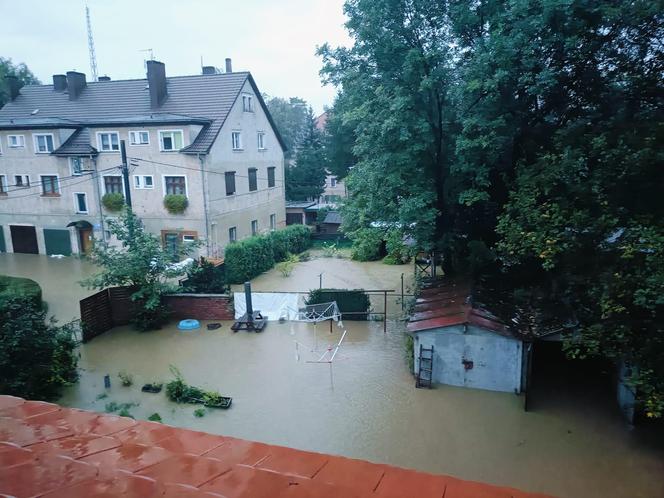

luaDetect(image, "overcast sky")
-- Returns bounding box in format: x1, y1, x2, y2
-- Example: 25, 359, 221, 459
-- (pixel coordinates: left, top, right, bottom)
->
0, 0, 351, 114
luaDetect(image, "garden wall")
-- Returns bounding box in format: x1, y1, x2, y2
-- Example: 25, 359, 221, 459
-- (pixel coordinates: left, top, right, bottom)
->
162, 294, 234, 320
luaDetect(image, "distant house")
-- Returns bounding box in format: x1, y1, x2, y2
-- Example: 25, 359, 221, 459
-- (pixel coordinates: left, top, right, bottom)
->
0, 59, 286, 258
285, 201, 316, 225
320, 211, 342, 235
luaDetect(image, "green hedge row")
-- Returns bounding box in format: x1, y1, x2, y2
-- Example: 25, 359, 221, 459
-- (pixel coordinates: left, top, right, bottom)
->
225, 225, 312, 283
306, 288, 371, 320
0, 275, 42, 308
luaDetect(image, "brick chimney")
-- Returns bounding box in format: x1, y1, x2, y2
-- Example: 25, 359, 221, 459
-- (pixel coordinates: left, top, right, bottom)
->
5, 75, 22, 101
53, 74, 67, 92
66, 71, 87, 100
146, 60, 167, 108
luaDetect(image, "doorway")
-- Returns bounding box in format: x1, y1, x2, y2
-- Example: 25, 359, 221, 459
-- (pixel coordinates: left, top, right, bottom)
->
79, 228, 93, 255
10, 225, 38, 254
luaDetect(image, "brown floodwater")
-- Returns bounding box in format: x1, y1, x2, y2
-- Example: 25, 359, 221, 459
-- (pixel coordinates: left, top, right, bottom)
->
1, 252, 663, 497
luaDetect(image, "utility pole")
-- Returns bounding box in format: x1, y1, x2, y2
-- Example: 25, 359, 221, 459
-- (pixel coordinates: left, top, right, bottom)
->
120, 140, 132, 208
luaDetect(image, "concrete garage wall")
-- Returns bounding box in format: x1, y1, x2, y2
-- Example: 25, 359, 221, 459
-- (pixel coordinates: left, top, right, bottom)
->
414, 324, 523, 393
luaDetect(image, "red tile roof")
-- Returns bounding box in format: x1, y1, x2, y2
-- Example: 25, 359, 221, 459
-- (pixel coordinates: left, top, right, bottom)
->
0, 395, 553, 497
407, 279, 513, 337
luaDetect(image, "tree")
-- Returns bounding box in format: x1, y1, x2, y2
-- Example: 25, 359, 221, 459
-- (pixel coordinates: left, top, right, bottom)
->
285, 107, 327, 201
0, 294, 78, 401
0, 57, 40, 108
324, 93, 357, 180
264, 95, 309, 162
82, 209, 197, 330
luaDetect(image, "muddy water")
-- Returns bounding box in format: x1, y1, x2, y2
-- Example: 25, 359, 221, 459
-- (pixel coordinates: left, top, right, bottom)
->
2, 253, 663, 497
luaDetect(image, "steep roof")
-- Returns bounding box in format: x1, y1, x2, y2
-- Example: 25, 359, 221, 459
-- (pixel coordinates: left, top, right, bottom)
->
0, 73, 286, 155
323, 211, 342, 225
0, 395, 552, 497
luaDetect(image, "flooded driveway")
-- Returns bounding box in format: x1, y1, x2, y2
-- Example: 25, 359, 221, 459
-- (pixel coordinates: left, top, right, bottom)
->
2, 253, 663, 497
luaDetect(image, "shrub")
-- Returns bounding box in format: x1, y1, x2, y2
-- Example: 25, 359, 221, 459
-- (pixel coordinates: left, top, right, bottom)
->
306, 288, 371, 320
276, 253, 299, 277
384, 230, 411, 264
0, 275, 42, 308
321, 242, 338, 258
183, 259, 228, 293
194, 408, 206, 418
163, 194, 188, 214
350, 228, 383, 261
102, 192, 124, 212
118, 371, 133, 387
0, 294, 78, 400
147, 413, 163, 423
118, 407, 134, 419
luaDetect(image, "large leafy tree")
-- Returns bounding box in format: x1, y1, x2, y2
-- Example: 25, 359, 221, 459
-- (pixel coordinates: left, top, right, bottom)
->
0, 57, 40, 108
264, 95, 310, 162
324, 93, 357, 180
285, 107, 327, 201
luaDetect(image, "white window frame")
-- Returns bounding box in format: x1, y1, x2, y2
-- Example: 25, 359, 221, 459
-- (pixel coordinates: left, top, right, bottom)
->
33, 133, 55, 154
102, 174, 124, 195
14, 174, 30, 188
231, 131, 243, 151
70, 157, 84, 176
158, 129, 184, 152
40, 174, 60, 196
242, 94, 253, 112
0, 175, 7, 194
129, 130, 150, 146
330, 177, 337, 187
96, 131, 120, 152
182, 234, 196, 243
251, 219, 258, 236
73, 192, 88, 214
8, 134, 25, 148
257, 132, 266, 150
270, 213, 276, 231
162, 174, 188, 197
229, 226, 237, 243
133, 174, 154, 189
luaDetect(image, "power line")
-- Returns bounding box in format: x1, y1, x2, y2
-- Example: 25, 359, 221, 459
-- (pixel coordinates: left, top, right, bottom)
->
1, 165, 121, 196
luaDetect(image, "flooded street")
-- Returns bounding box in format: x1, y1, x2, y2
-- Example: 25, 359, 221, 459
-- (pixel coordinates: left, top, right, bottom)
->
2, 253, 663, 497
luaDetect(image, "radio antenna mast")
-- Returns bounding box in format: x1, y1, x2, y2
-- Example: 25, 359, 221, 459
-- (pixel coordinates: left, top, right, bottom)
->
86, 4, 99, 81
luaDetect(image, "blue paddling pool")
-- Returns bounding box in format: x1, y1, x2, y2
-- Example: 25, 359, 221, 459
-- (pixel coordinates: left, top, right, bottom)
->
178, 319, 200, 331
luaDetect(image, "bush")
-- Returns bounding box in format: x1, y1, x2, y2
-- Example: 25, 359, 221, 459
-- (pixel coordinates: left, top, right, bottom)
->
147, 413, 163, 423
133, 300, 170, 331
194, 408, 206, 418
0, 275, 42, 308
118, 371, 133, 386
183, 259, 228, 293
165, 366, 226, 408
224, 225, 312, 283
384, 230, 411, 264
306, 288, 371, 320
163, 194, 188, 214
0, 294, 78, 400
102, 192, 125, 212
276, 253, 299, 277
350, 228, 383, 261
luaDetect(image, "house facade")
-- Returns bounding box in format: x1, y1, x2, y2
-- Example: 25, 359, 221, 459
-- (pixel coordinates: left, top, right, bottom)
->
0, 60, 286, 258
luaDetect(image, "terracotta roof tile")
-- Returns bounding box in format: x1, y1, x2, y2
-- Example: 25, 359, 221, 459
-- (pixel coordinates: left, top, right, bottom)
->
200, 464, 302, 498
137, 453, 231, 487
80, 442, 172, 474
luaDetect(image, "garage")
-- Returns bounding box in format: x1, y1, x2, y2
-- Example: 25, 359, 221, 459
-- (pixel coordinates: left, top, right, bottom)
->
43, 228, 72, 256
10, 225, 38, 254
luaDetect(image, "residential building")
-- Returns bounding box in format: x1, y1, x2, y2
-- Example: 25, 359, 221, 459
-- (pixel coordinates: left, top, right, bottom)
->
0, 60, 286, 258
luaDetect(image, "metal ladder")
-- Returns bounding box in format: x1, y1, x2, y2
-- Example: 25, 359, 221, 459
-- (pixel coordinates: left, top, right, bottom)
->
416, 344, 434, 389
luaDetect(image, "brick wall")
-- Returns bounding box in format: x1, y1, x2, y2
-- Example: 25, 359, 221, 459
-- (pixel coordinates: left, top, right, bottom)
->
163, 293, 234, 320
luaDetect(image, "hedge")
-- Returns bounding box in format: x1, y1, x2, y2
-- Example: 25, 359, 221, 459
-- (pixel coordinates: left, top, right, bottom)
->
306, 288, 371, 320
225, 225, 312, 283
0, 275, 42, 308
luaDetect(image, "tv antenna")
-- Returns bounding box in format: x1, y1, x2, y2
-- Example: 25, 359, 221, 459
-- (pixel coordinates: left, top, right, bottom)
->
85, 4, 98, 81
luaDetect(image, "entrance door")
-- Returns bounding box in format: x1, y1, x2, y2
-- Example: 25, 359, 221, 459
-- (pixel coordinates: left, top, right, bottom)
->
163, 232, 180, 261
79, 228, 93, 255
10, 225, 38, 254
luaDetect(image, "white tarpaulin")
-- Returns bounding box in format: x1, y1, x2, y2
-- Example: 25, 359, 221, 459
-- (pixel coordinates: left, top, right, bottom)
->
234, 292, 300, 321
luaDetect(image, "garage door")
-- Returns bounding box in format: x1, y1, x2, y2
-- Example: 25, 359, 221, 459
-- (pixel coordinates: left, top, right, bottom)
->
0, 226, 5, 252
10, 225, 38, 254
44, 229, 72, 256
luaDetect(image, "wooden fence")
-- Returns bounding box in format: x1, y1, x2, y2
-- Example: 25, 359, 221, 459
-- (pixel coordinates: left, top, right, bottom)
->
79, 286, 136, 342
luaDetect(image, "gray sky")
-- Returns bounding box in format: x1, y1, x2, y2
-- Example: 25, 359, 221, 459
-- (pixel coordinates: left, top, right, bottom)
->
0, 0, 351, 114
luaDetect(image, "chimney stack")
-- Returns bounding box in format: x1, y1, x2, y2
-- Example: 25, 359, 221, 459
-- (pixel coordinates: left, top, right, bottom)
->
225, 58, 232, 73
53, 74, 67, 92
98, 75, 111, 81
202, 66, 216, 75
66, 71, 87, 100
146, 60, 167, 108
5, 75, 22, 101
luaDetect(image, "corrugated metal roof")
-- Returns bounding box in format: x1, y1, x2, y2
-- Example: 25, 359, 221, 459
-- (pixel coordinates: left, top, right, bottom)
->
0, 395, 553, 497
286, 201, 316, 208
0, 72, 286, 154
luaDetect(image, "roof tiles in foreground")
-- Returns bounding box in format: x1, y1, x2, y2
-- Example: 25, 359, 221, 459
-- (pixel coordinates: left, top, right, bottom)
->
0, 395, 553, 497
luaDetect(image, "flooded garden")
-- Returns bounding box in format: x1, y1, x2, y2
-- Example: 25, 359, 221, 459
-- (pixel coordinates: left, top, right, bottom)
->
1, 252, 663, 498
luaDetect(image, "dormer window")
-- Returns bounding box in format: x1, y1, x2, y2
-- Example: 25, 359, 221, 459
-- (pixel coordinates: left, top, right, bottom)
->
159, 130, 183, 151
242, 94, 253, 112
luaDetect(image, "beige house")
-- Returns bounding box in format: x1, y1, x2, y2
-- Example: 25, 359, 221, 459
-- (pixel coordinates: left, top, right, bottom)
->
0, 60, 286, 258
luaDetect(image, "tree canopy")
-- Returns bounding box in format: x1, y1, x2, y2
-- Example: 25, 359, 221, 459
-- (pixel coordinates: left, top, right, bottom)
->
0, 57, 40, 108
285, 107, 328, 201
320, 0, 664, 415
264, 95, 309, 162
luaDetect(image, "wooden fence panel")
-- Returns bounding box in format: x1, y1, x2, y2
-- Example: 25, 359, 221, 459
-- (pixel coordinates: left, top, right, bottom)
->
80, 289, 112, 342
109, 286, 137, 326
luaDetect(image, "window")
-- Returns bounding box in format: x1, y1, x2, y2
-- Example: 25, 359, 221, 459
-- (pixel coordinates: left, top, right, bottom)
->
14, 175, 29, 188
225, 171, 236, 196
242, 94, 253, 112
104, 175, 123, 194
231, 132, 242, 150
0, 175, 7, 195
182, 234, 196, 243
330, 177, 337, 187
134, 175, 154, 189
164, 175, 187, 196
251, 220, 258, 236
267, 167, 276, 188
248, 168, 258, 192
257, 132, 265, 150
229, 226, 237, 243
8, 135, 25, 148
97, 132, 120, 152
70, 157, 83, 175
270, 214, 276, 231
74, 192, 88, 213
34, 134, 54, 153
41, 175, 59, 195
159, 130, 183, 151
129, 131, 150, 145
